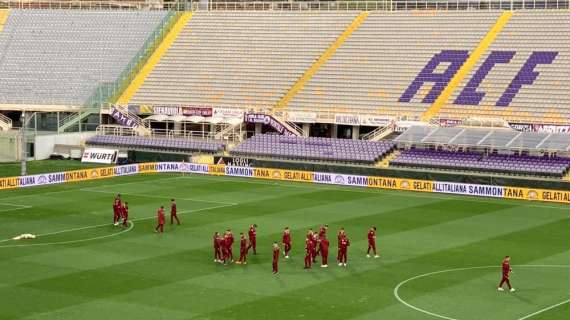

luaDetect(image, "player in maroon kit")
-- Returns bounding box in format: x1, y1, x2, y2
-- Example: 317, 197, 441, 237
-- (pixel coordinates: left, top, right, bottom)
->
272, 242, 280, 275
311, 232, 319, 263
226, 229, 235, 262
304, 238, 313, 269
318, 224, 328, 239
213, 232, 222, 263
248, 224, 257, 255
170, 199, 180, 225
282, 227, 292, 259
220, 234, 228, 264
113, 194, 122, 226
367, 226, 379, 258
236, 233, 249, 265
121, 202, 129, 228
338, 234, 350, 267
155, 206, 165, 233
319, 235, 330, 268
337, 227, 346, 262
498, 256, 515, 292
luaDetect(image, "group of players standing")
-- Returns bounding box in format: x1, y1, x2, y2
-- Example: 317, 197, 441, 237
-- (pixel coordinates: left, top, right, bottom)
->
112, 194, 181, 232
214, 224, 379, 275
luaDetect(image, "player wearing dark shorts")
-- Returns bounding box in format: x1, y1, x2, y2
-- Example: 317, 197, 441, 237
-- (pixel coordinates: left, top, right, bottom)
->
170, 199, 180, 225
498, 256, 515, 292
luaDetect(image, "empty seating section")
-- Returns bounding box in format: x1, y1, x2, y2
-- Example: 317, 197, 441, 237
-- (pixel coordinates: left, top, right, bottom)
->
0, 10, 167, 105
286, 11, 500, 118
391, 149, 570, 177
440, 12, 570, 124
87, 135, 224, 153
396, 126, 570, 151
129, 12, 358, 108
232, 134, 396, 164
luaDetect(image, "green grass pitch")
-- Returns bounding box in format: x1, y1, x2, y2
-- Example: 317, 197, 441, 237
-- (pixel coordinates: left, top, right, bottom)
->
0, 172, 568, 320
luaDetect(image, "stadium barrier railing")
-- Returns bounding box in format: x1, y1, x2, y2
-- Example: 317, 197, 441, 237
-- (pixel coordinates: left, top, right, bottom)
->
1, 162, 569, 205
1, 0, 569, 10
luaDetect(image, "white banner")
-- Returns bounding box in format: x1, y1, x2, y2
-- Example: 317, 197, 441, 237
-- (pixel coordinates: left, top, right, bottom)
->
313, 172, 368, 187
180, 162, 209, 174
432, 182, 505, 198
360, 115, 393, 126
334, 114, 360, 126
286, 111, 317, 124
82, 148, 118, 164
213, 107, 245, 118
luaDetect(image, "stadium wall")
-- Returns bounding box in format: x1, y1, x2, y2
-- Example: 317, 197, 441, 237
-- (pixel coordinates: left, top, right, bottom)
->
0, 162, 569, 205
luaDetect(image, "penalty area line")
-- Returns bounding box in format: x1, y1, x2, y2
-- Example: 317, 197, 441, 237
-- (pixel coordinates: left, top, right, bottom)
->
79, 188, 238, 206
0, 202, 237, 246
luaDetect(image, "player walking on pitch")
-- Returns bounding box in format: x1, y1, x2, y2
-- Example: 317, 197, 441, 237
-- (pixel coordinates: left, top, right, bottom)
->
121, 202, 129, 228
272, 242, 280, 275
213, 232, 222, 263
248, 224, 257, 255
319, 235, 330, 268
236, 233, 249, 265
282, 227, 291, 258
113, 194, 122, 226
338, 234, 350, 267
498, 256, 515, 292
337, 228, 346, 262
155, 206, 165, 233
170, 199, 180, 225
304, 238, 313, 269
367, 226, 379, 258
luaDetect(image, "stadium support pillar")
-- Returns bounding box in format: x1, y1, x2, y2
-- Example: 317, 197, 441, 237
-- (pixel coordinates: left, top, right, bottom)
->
352, 126, 360, 140
302, 123, 310, 137
255, 123, 262, 135
332, 125, 338, 139
174, 121, 181, 135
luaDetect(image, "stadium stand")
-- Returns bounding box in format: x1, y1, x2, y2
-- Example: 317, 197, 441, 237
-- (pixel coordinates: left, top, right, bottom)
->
395, 126, 570, 151
391, 149, 570, 177
127, 12, 360, 108
231, 134, 396, 164
0, 9, 168, 106
439, 11, 570, 124
285, 11, 503, 118
86, 135, 224, 153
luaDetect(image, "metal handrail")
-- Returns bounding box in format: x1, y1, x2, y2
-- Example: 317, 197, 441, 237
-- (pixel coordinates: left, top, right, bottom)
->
0, 113, 12, 130
1, 0, 569, 11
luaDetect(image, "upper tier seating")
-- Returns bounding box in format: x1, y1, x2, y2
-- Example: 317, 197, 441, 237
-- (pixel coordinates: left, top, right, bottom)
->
231, 134, 396, 164
439, 12, 570, 124
287, 11, 501, 118
129, 12, 359, 108
130, 11, 570, 125
391, 149, 570, 177
0, 9, 167, 106
87, 135, 224, 153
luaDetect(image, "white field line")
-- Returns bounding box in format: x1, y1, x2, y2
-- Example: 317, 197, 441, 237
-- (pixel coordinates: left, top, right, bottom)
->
176, 175, 570, 211
394, 264, 570, 320
0, 202, 237, 246
79, 188, 238, 206
0, 202, 32, 213
517, 299, 570, 320
0, 221, 135, 248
